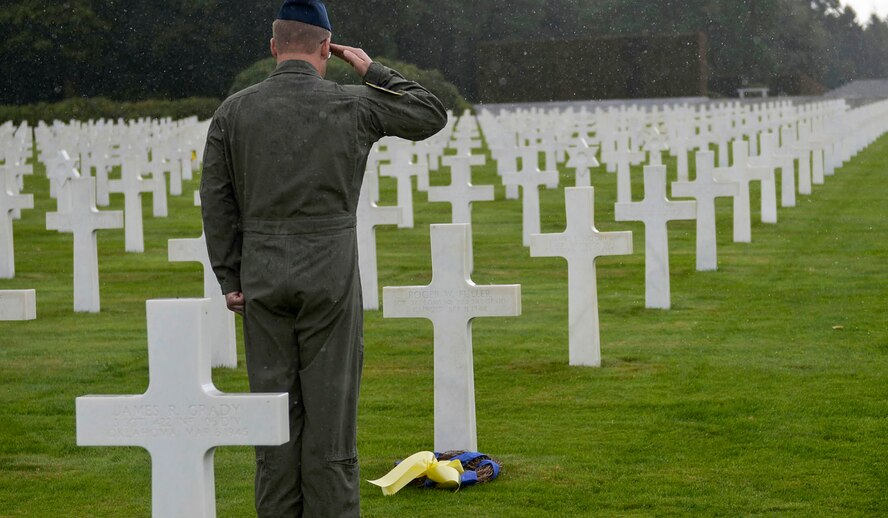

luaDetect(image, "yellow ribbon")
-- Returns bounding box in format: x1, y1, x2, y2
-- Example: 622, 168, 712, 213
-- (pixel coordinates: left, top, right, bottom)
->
368, 451, 464, 496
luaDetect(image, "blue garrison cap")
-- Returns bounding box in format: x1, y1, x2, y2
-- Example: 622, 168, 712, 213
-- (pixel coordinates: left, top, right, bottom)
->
277, 0, 332, 32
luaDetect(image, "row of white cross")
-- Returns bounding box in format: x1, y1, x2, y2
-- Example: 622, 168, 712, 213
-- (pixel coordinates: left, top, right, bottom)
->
2, 95, 888, 516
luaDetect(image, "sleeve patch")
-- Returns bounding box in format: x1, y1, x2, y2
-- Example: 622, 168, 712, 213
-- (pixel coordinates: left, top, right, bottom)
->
364, 82, 405, 96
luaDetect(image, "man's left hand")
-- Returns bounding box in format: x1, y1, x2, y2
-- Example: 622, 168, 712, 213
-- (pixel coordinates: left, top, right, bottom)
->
225, 291, 245, 315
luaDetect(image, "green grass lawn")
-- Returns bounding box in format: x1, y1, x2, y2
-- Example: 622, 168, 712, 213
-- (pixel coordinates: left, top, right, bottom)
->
1, 132, 886, 517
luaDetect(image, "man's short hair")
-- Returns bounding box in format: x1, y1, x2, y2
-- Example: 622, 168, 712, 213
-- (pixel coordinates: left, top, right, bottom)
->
273, 19, 331, 54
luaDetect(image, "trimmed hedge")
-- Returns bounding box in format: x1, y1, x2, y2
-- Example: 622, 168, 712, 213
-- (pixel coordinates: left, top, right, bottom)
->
229, 57, 471, 113
476, 33, 709, 103
0, 97, 221, 126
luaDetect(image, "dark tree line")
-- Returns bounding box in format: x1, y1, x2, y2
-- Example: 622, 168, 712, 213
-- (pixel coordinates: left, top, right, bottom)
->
2, 0, 887, 104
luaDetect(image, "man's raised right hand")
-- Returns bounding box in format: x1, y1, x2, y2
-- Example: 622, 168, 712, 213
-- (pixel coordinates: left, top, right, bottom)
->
331, 43, 373, 78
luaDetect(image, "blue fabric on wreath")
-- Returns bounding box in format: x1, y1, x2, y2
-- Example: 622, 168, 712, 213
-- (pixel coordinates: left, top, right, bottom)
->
420, 451, 500, 489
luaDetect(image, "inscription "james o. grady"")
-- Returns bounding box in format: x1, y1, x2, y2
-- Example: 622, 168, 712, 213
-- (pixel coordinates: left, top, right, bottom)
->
107, 404, 249, 439
399, 289, 512, 313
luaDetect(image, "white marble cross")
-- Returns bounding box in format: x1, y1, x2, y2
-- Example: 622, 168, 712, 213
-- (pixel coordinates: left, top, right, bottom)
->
82, 147, 113, 206
426, 154, 489, 275
383, 224, 521, 452
755, 131, 795, 209
0, 289, 36, 321
389, 141, 430, 191
492, 145, 521, 199
502, 156, 558, 247
153, 141, 183, 196
0, 168, 34, 278
108, 156, 153, 253
747, 133, 779, 224
530, 187, 633, 366
672, 151, 738, 271
168, 234, 238, 368
379, 158, 423, 228
615, 166, 696, 309
784, 124, 812, 196
612, 132, 645, 203
428, 154, 494, 225
1, 163, 32, 219
357, 170, 401, 311
798, 122, 825, 186
46, 177, 123, 313
774, 126, 800, 205
143, 157, 170, 218
642, 127, 669, 167
519, 146, 559, 189
76, 298, 288, 518
713, 140, 770, 243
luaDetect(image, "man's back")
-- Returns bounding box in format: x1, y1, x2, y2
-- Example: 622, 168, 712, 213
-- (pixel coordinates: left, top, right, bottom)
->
209, 59, 446, 222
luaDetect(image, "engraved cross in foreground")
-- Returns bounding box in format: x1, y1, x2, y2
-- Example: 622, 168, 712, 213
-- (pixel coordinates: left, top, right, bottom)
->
76, 298, 288, 518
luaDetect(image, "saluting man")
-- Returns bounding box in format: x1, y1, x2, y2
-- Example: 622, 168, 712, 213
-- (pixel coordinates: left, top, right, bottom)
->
200, 1, 447, 516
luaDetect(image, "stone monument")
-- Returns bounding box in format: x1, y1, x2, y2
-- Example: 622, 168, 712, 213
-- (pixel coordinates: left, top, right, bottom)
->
0, 289, 36, 321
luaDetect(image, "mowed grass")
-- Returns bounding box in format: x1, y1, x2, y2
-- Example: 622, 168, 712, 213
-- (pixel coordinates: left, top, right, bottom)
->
1, 130, 886, 517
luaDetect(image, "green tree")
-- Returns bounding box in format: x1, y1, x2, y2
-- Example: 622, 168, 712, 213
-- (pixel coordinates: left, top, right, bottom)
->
3, 0, 888, 105
860, 15, 888, 78
0, 0, 108, 103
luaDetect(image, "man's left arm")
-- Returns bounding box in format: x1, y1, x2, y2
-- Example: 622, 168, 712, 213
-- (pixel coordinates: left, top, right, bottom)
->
199, 115, 244, 303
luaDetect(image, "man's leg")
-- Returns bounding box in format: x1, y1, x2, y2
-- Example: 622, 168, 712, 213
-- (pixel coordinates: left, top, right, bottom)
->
292, 235, 364, 518
243, 234, 304, 517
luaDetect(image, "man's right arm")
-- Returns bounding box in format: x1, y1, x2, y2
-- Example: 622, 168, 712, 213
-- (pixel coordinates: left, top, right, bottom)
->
332, 43, 448, 141
361, 61, 449, 141
199, 114, 243, 296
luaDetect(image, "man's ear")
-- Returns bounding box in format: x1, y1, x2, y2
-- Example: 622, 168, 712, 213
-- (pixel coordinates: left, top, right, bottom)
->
321, 37, 331, 60
270, 37, 278, 58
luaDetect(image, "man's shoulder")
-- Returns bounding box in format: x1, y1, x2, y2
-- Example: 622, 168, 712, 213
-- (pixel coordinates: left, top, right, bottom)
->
219, 83, 264, 111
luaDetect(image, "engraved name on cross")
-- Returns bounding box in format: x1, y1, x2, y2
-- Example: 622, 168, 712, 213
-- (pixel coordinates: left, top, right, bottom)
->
76, 298, 288, 518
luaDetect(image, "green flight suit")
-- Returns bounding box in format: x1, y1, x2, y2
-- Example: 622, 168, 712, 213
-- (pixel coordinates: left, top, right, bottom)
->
200, 59, 447, 517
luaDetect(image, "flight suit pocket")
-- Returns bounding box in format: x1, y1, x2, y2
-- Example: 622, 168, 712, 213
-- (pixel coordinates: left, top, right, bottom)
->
242, 234, 288, 296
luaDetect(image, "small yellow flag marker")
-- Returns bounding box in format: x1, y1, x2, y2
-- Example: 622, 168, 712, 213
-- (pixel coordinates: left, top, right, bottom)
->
368, 451, 464, 496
